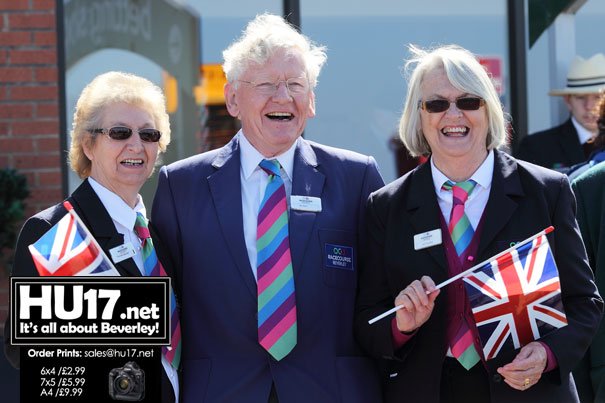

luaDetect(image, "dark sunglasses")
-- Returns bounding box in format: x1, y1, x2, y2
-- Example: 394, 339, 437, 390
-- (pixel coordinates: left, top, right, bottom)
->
90, 126, 162, 143
418, 97, 485, 113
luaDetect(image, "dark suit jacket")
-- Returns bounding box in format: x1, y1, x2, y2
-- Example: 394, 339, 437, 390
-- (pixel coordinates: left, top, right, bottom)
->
151, 135, 384, 403
3, 179, 176, 403
517, 118, 587, 170
572, 162, 605, 402
354, 150, 603, 403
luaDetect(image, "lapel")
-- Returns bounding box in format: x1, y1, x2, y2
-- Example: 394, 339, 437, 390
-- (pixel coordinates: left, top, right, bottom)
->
405, 162, 448, 272
556, 119, 585, 164
289, 139, 325, 279
207, 137, 257, 299
476, 150, 524, 257
69, 179, 141, 277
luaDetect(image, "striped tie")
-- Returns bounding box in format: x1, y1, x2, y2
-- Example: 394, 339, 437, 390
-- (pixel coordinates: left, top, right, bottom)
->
443, 180, 480, 370
135, 213, 182, 369
443, 180, 477, 256
257, 159, 297, 361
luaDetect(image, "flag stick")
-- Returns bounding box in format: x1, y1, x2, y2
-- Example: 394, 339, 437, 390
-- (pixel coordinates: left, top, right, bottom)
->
62, 201, 119, 273
368, 226, 554, 325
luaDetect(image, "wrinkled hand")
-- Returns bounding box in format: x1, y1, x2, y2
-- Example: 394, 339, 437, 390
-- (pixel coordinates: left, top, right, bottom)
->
394, 276, 440, 333
497, 342, 547, 391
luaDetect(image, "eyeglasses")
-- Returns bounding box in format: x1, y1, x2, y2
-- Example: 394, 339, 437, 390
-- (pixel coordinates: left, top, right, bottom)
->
90, 126, 162, 143
237, 77, 309, 96
418, 97, 485, 113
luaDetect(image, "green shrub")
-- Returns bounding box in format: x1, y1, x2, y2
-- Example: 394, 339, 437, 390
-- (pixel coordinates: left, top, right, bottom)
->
0, 168, 29, 263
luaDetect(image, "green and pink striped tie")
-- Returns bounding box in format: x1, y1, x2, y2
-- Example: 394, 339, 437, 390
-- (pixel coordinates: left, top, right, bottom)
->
443, 180, 480, 370
135, 213, 181, 369
257, 159, 297, 361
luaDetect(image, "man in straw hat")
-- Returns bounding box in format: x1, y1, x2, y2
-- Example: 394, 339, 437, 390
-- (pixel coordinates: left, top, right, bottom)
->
517, 53, 605, 171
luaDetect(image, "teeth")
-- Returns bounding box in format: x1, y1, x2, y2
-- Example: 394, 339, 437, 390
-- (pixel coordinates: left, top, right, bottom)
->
267, 112, 293, 117
122, 159, 143, 165
442, 127, 466, 133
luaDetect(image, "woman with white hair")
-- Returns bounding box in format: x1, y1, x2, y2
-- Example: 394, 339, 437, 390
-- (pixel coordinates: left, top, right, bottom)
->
354, 45, 602, 403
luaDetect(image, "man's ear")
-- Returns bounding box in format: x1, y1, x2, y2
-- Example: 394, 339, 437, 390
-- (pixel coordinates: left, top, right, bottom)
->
563, 95, 573, 112
307, 90, 316, 118
224, 82, 239, 118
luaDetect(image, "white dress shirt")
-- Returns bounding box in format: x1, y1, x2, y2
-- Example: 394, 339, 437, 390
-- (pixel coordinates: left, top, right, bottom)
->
431, 150, 494, 230
238, 131, 296, 279
88, 177, 179, 402
571, 116, 596, 145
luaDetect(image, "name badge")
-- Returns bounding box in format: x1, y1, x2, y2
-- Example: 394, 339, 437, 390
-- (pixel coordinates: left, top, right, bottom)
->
325, 243, 354, 271
291, 195, 322, 212
413, 229, 442, 250
110, 242, 137, 264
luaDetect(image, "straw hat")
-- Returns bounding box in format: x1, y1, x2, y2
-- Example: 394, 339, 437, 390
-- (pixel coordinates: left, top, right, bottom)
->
549, 53, 605, 96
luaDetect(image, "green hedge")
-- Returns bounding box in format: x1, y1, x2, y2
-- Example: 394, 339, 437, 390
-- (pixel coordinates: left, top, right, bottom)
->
0, 168, 29, 264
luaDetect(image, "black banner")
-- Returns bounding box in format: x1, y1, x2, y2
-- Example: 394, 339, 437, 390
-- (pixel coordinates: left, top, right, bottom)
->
10, 277, 170, 345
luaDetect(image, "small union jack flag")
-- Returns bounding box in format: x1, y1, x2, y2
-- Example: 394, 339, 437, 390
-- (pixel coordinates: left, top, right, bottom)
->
28, 208, 119, 277
463, 233, 568, 360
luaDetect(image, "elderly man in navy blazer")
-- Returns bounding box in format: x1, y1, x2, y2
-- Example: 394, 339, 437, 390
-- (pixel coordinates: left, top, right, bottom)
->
151, 14, 383, 403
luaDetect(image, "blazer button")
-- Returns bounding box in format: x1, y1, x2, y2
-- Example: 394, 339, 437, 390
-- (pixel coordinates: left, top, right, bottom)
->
492, 373, 502, 383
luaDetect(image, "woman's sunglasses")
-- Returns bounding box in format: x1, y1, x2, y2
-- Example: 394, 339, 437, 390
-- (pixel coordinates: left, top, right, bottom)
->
90, 126, 162, 143
418, 97, 485, 113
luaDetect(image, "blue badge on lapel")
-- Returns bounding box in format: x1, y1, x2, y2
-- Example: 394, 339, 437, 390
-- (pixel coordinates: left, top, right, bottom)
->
325, 243, 354, 270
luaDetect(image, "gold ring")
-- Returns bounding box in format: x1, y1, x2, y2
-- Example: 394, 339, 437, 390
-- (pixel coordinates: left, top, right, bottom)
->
524, 378, 530, 387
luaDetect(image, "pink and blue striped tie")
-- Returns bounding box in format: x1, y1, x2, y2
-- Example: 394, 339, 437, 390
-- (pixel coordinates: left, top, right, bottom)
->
257, 159, 297, 361
443, 180, 477, 256
443, 180, 480, 370
135, 213, 182, 368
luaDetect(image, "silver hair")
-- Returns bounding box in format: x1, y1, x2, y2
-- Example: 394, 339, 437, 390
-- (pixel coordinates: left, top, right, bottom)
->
222, 13, 327, 88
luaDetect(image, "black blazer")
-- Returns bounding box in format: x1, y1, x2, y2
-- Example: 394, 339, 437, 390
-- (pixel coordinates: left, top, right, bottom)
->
3, 179, 176, 403
516, 118, 586, 170
354, 150, 603, 403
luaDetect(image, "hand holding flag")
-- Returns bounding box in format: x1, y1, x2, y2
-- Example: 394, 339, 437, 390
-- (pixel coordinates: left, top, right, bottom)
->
367, 227, 567, 364
463, 228, 566, 361
368, 227, 556, 325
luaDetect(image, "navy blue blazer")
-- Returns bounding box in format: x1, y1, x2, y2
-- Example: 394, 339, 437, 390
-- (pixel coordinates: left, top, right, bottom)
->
151, 135, 384, 403
354, 150, 603, 403
517, 118, 586, 170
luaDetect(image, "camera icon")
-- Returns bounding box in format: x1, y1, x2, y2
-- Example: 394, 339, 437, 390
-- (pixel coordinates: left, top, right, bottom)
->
108, 361, 145, 401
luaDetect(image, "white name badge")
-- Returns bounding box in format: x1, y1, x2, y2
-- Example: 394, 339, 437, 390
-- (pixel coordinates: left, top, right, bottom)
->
413, 229, 442, 250
110, 242, 137, 264
290, 195, 322, 212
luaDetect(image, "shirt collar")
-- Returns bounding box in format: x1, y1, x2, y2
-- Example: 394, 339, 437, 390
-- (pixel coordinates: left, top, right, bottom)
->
430, 149, 494, 193
88, 177, 146, 230
571, 116, 595, 144
239, 130, 297, 182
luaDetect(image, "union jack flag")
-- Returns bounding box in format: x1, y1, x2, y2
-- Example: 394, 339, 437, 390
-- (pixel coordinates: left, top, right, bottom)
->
28, 210, 119, 276
463, 233, 567, 360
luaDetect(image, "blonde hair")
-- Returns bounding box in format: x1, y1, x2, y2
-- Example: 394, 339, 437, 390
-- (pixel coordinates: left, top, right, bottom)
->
69, 71, 171, 178
399, 44, 509, 156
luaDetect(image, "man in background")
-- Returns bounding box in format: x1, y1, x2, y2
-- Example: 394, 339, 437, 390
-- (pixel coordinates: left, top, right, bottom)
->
517, 53, 605, 171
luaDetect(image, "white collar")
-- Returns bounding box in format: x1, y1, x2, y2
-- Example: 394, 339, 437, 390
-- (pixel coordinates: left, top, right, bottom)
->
88, 177, 146, 230
571, 116, 596, 145
238, 130, 297, 181
430, 149, 494, 192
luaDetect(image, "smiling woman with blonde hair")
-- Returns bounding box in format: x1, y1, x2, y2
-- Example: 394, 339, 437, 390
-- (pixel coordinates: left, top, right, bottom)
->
5, 71, 179, 403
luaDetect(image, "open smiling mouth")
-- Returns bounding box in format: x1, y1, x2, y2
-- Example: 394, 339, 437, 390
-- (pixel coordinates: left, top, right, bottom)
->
121, 159, 144, 166
266, 112, 294, 121
442, 127, 469, 137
